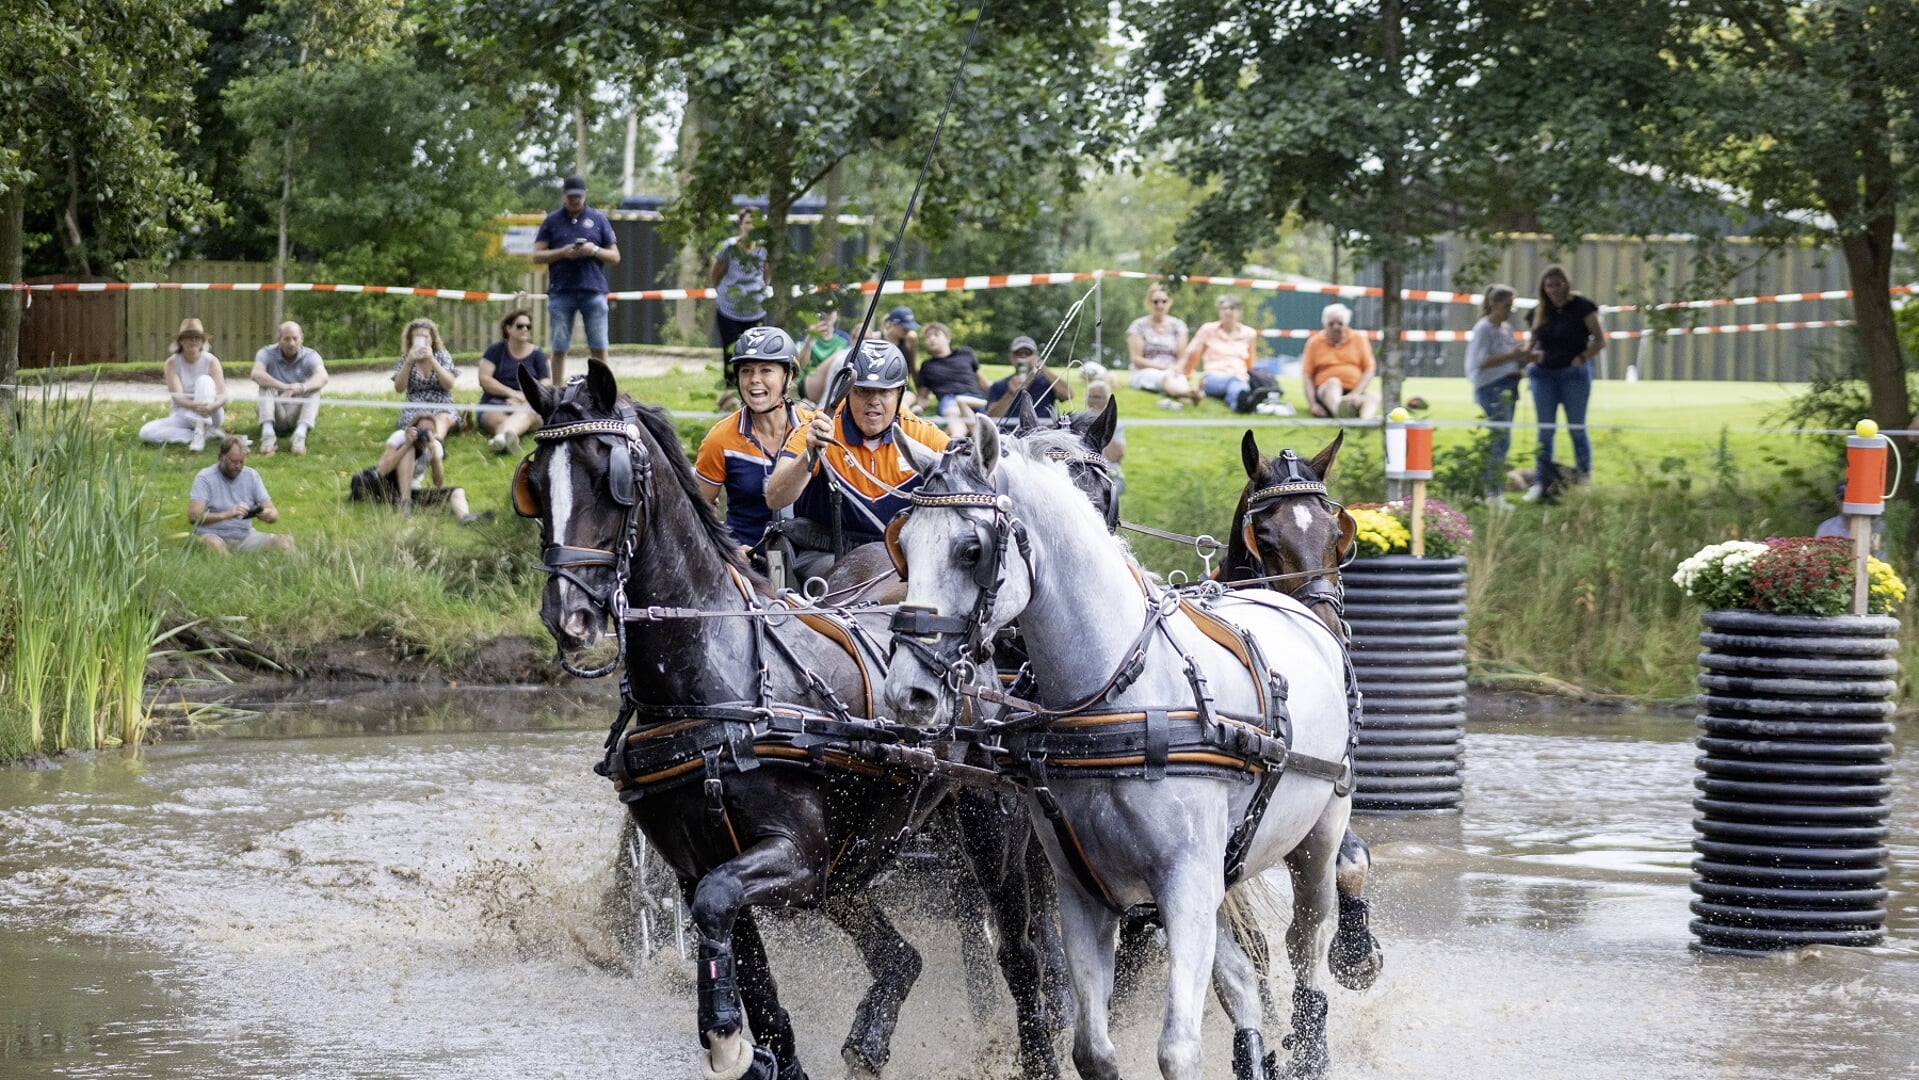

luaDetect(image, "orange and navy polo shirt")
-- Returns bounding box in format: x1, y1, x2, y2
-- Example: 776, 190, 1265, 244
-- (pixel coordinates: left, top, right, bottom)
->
778, 406, 952, 544
696, 402, 815, 547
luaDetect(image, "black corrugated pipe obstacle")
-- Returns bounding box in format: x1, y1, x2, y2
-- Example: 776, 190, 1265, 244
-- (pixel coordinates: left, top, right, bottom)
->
1690, 610, 1901, 954
1343, 555, 1469, 812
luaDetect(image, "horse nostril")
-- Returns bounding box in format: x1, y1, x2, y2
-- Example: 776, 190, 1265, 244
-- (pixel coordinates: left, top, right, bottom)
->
904, 686, 938, 718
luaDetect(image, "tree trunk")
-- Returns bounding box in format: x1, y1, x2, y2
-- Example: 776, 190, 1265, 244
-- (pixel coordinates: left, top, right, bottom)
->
817, 159, 843, 280
673, 94, 706, 345
275, 127, 293, 325
62, 145, 91, 278
1379, 258, 1405, 413
573, 98, 590, 180
1, 182, 25, 398
763, 128, 795, 328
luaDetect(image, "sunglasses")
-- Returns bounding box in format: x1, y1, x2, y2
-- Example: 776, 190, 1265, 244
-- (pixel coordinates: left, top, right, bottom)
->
510, 322, 531, 329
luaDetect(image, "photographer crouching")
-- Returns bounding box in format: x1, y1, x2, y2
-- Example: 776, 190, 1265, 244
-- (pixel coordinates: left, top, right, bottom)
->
190, 436, 294, 554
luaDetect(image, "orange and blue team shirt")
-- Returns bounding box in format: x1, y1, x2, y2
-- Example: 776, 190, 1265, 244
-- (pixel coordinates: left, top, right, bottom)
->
777, 406, 953, 545
695, 402, 816, 547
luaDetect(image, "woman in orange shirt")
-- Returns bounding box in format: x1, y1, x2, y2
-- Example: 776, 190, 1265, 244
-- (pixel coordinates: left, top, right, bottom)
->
1300, 303, 1381, 419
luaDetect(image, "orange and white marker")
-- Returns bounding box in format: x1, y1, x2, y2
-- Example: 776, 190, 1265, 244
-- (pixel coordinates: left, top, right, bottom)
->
1845, 420, 1889, 615
1386, 409, 1435, 556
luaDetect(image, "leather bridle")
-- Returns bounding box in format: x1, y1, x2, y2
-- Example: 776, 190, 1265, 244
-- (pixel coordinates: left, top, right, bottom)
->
515, 395, 655, 678
1239, 450, 1356, 639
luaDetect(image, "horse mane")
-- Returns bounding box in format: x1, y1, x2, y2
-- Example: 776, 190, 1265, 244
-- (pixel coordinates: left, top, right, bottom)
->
1223, 457, 1271, 582
626, 396, 758, 581
1004, 428, 1141, 571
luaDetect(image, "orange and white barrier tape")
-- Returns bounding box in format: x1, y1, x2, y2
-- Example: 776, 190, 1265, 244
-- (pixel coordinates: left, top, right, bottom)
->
1263, 320, 1854, 342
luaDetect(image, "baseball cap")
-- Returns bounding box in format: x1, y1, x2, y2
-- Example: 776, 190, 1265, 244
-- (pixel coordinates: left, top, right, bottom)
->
884, 306, 919, 331
1009, 335, 1038, 355
562, 175, 588, 194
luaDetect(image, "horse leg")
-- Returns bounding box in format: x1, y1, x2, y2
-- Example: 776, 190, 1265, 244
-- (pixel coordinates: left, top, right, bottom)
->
1026, 831, 1075, 1036
1055, 880, 1123, 1080
822, 893, 923, 1078
1277, 811, 1344, 1080
1212, 907, 1274, 1080
938, 803, 1004, 1023
732, 909, 807, 1080
690, 837, 821, 1080
1327, 827, 1383, 991
1153, 865, 1224, 1080
952, 798, 1061, 1078
1111, 904, 1160, 1009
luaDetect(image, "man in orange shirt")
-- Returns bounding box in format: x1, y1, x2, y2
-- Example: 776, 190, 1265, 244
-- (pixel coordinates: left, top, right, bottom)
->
1301, 303, 1381, 419
765, 340, 952, 583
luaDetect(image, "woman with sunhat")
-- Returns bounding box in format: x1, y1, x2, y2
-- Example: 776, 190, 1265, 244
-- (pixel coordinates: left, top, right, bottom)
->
139, 317, 230, 451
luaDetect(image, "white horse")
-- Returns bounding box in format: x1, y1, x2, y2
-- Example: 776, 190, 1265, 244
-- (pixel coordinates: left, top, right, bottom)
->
883, 418, 1356, 1080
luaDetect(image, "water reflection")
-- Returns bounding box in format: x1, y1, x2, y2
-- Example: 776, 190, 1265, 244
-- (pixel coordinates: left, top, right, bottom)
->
0, 693, 1914, 1078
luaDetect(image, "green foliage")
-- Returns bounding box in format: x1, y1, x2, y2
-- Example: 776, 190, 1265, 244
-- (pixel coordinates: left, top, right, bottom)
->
223, 47, 519, 354
0, 390, 163, 759
1744, 538, 1853, 617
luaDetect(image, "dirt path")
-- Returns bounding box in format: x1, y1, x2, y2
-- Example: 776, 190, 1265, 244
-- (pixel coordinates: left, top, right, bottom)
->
81, 347, 714, 405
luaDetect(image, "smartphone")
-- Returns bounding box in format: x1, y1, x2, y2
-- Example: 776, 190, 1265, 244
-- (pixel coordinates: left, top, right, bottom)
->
244, 503, 263, 519
413, 333, 429, 352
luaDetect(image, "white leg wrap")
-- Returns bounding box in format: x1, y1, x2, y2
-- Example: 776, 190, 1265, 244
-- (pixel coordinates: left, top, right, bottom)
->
701, 1032, 754, 1080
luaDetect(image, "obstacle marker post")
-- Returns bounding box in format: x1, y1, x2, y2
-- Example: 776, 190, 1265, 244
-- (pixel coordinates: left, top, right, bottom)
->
1385, 409, 1434, 556
1843, 420, 1888, 616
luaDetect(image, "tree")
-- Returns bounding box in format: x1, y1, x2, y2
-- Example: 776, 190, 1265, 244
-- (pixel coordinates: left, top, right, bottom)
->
1119, 0, 1493, 411
0, 0, 218, 385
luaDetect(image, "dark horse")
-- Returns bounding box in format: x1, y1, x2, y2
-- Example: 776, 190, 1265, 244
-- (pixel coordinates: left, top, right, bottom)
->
1225, 429, 1385, 993
517, 363, 1059, 1079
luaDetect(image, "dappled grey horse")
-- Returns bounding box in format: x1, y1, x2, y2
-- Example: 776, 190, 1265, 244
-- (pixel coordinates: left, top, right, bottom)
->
884, 418, 1357, 1080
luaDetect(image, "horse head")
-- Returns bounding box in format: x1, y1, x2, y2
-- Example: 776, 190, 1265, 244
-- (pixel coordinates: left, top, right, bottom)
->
1233, 429, 1353, 636
884, 415, 1041, 728
516, 362, 655, 663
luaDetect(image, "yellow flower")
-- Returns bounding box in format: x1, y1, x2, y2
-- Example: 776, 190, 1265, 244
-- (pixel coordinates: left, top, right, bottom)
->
1867, 557, 1905, 614
1349, 507, 1410, 556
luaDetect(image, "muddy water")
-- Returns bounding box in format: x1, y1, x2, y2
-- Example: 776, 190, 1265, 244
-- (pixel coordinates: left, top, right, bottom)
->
4, 691, 1917, 1079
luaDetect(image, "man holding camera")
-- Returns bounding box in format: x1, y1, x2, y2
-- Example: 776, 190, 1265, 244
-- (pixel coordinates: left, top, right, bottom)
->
984, 334, 1073, 420
532, 174, 621, 385
189, 435, 294, 554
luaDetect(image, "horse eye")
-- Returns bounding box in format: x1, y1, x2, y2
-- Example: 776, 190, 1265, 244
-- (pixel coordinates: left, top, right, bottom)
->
956, 541, 982, 566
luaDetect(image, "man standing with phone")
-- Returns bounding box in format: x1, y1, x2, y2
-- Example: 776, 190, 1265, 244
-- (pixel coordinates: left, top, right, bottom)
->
532, 175, 620, 385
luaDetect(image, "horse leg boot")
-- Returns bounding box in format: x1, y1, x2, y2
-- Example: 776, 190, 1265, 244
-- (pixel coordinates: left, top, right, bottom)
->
953, 799, 1061, 1078
822, 895, 923, 1078
1327, 827, 1383, 992
691, 838, 822, 1080
1277, 817, 1342, 1080
732, 910, 807, 1080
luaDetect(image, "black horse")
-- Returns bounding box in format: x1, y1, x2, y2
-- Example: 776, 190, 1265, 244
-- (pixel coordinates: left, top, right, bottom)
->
518, 364, 1061, 1079
1226, 429, 1385, 994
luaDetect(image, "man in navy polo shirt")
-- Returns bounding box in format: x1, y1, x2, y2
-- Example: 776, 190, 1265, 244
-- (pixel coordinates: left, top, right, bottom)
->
532, 175, 621, 384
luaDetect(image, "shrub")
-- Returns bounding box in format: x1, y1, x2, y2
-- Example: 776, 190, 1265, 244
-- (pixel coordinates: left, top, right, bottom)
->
1348, 498, 1472, 556
1673, 536, 1904, 616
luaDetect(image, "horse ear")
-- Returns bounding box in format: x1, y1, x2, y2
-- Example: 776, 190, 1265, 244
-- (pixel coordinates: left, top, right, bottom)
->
972, 413, 1001, 480
1016, 390, 1040, 434
525, 375, 556, 419
898, 428, 941, 475
1310, 428, 1345, 483
1086, 394, 1119, 450
1240, 429, 1263, 480
586, 358, 618, 414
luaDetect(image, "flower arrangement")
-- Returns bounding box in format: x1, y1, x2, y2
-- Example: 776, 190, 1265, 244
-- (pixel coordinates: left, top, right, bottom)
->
1673, 537, 1905, 616
1347, 499, 1473, 557
1347, 506, 1410, 557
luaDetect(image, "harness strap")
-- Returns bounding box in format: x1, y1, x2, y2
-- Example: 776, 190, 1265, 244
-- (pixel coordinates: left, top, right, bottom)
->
1029, 756, 1126, 914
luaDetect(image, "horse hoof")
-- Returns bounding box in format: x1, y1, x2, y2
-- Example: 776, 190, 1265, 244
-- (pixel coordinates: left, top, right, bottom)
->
1329, 932, 1383, 991
702, 1043, 778, 1080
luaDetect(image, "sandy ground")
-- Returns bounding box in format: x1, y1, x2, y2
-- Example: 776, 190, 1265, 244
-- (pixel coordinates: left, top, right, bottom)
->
77, 347, 715, 405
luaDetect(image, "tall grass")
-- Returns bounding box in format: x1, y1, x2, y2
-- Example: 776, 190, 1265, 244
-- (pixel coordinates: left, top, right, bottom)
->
0, 391, 163, 758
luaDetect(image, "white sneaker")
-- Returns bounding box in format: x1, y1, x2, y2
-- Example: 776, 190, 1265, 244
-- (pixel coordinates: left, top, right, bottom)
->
291, 427, 307, 455
259, 424, 277, 455
1523, 483, 1546, 503
188, 422, 207, 452
486, 433, 508, 453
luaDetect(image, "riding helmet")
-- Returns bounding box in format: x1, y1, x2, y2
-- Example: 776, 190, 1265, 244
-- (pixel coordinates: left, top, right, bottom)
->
726, 326, 800, 383
848, 340, 909, 391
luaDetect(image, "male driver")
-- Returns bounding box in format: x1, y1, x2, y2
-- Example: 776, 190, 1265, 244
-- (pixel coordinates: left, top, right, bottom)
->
250, 321, 328, 455
985, 335, 1073, 420
190, 435, 294, 554
532, 174, 620, 385
764, 340, 952, 583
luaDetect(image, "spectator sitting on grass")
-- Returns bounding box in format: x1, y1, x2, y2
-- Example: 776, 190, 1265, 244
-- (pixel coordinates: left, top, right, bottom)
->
394, 317, 461, 443
1301, 303, 1381, 419
190, 435, 293, 554
139, 318, 228, 452
1183, 295, 1259, 411
349, 429, 486, 524
250, 321, 327, 456
914, 321, 989, 436
1126, 283, 1200, 406
477, 308, 549, 454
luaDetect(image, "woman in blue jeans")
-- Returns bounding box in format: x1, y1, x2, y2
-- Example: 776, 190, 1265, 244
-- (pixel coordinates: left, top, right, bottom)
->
1525, 264, 1606, 500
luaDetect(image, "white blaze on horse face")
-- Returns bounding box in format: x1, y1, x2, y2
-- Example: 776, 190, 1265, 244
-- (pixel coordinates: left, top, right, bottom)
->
547, 442, 575, 545
1292, 503, 1315, 533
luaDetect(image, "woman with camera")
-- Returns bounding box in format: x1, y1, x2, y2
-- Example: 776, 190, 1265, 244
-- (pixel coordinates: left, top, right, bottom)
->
387, 317, 462, 515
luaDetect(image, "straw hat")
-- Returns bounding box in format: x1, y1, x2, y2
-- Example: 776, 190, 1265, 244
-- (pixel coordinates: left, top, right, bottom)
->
174, 317, 207, 345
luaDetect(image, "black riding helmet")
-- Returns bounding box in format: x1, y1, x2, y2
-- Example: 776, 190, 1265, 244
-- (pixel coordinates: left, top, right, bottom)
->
726, 326, 800, 385
848, 339, 909, 390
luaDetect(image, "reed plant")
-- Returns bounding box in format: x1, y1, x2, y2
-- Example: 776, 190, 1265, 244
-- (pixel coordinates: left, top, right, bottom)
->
0, 390, 162, 759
